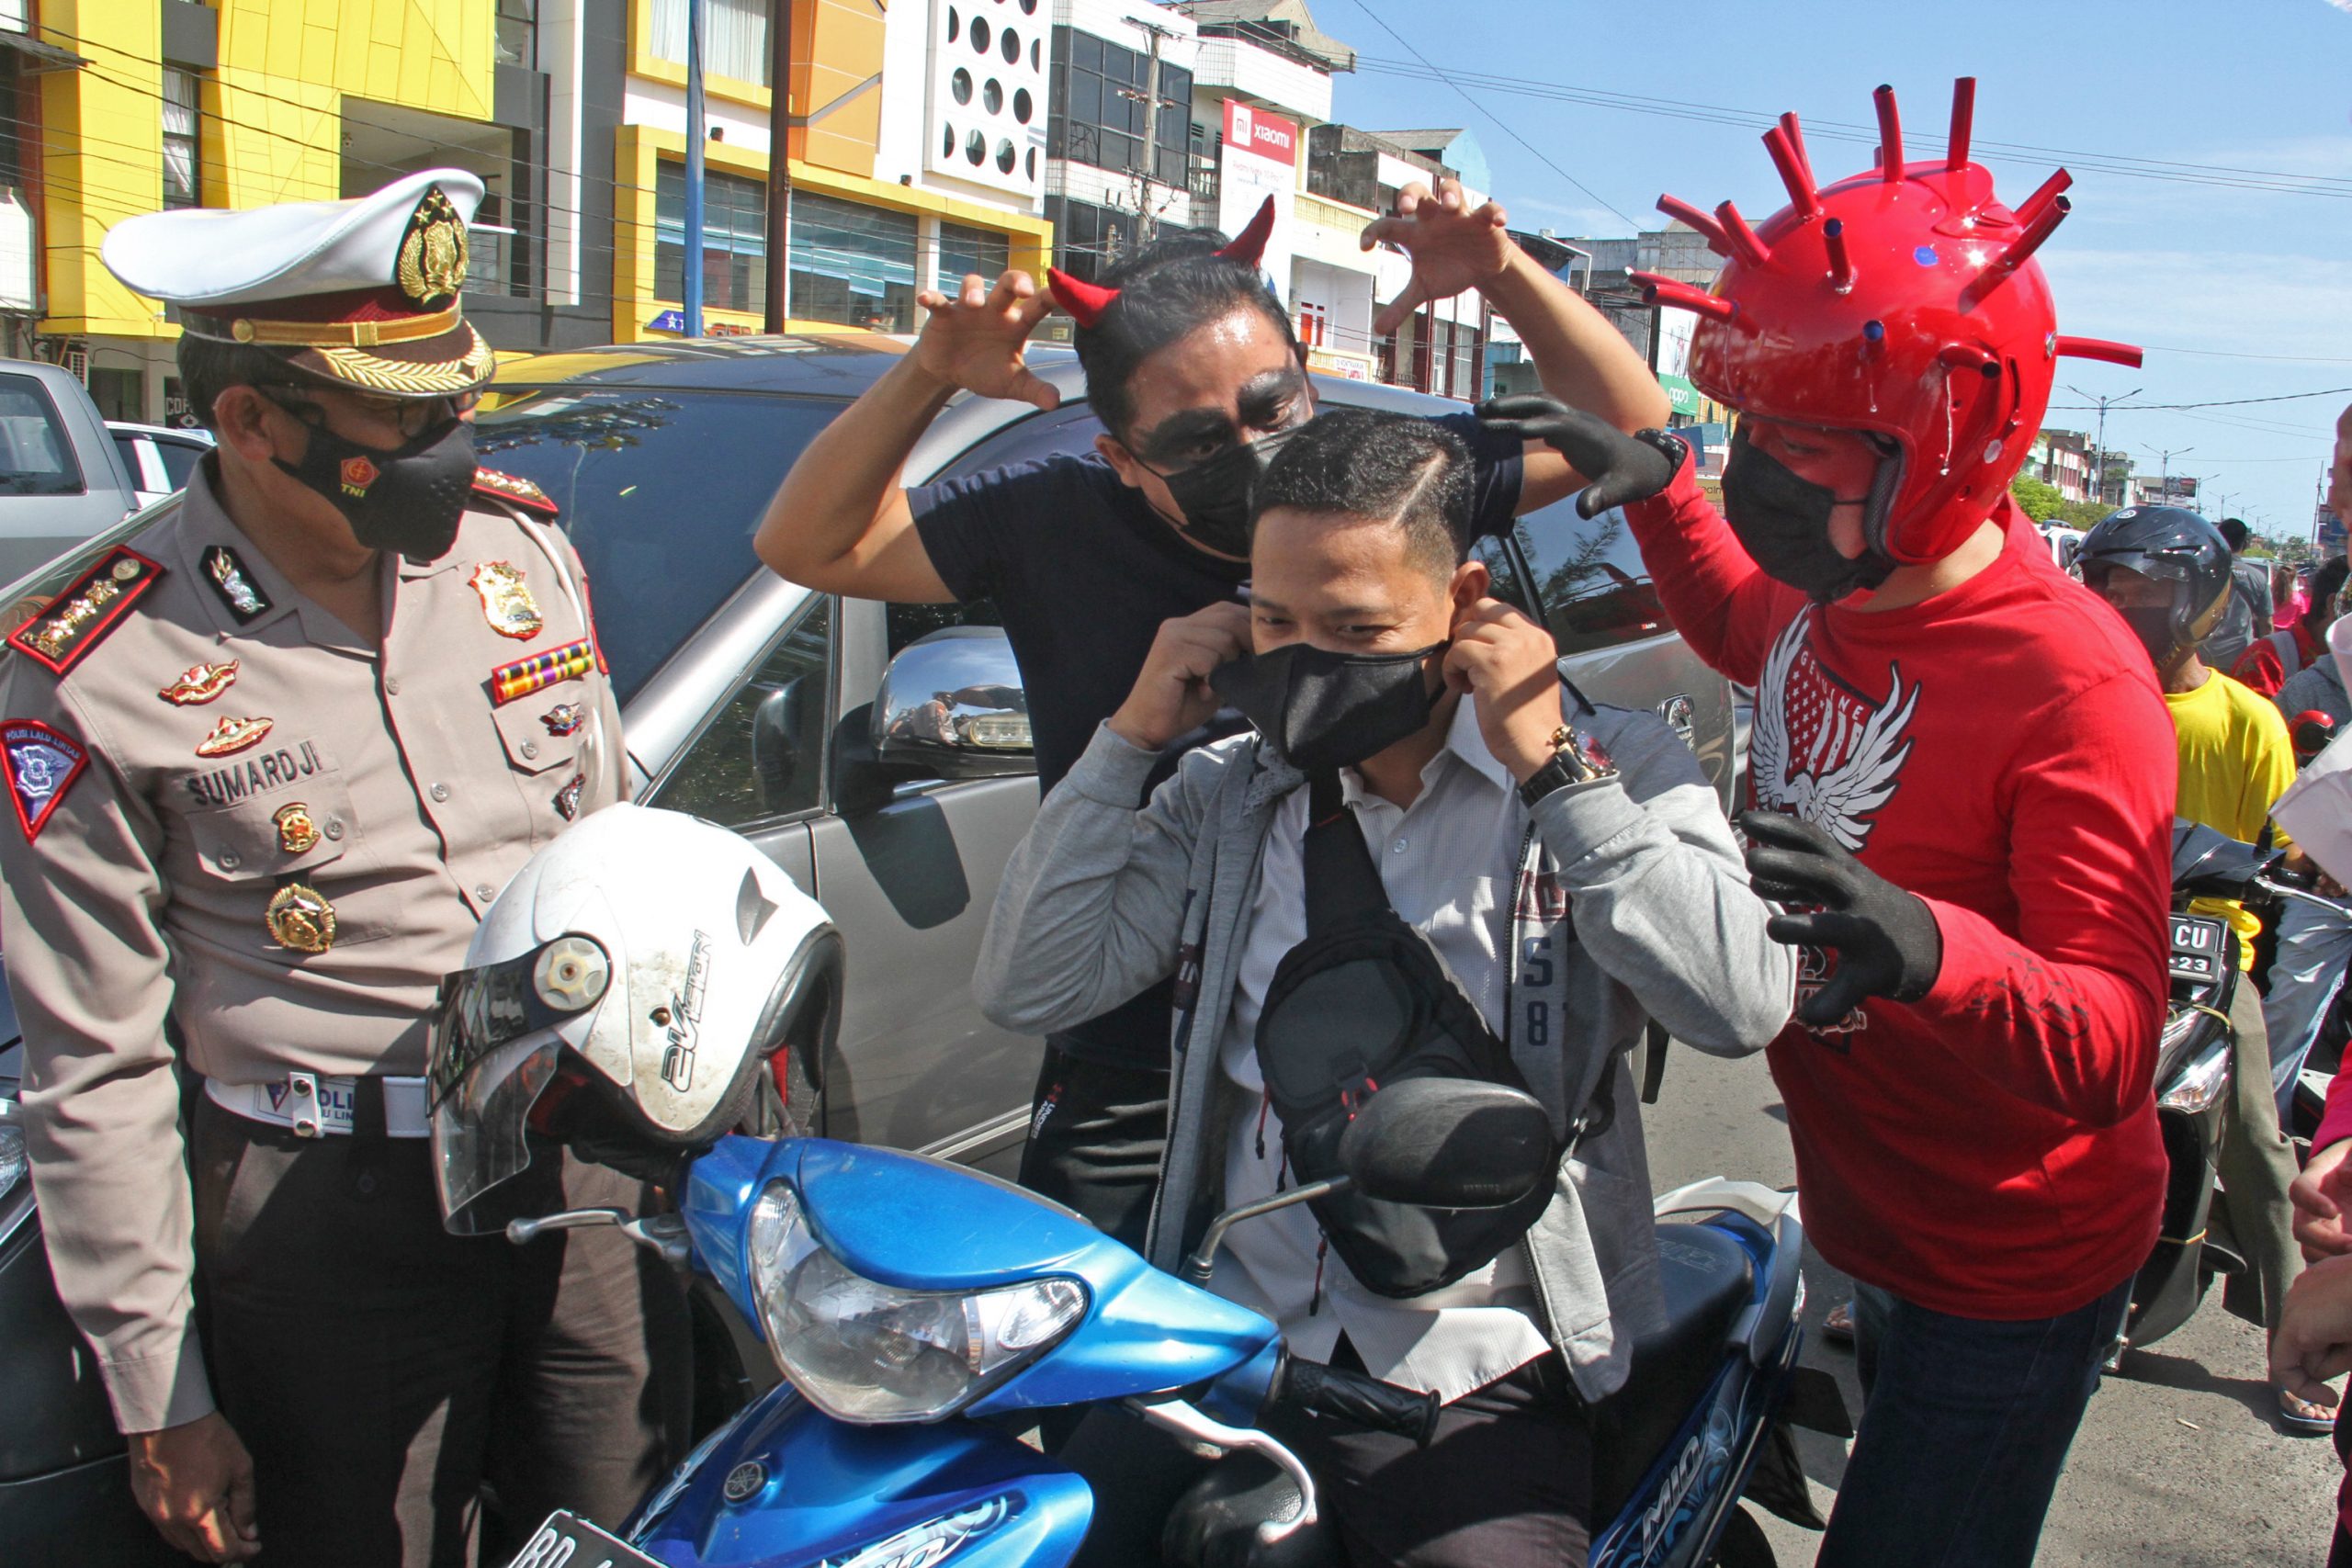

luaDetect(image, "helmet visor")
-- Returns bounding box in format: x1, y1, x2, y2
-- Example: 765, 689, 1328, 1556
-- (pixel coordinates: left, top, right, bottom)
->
428, 935, 611, 1235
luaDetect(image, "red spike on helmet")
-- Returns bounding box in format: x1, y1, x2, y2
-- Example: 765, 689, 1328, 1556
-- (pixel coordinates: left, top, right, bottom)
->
1651, 77, 2143, 565
1046, 267, 1121, 330
1217, 196, 1277, 268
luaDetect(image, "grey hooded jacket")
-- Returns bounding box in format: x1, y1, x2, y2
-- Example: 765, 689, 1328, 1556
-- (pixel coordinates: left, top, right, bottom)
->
974, 686, 1794, 1401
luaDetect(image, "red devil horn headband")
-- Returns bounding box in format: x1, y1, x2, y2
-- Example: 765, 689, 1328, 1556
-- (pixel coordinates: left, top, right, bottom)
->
1045, 197, 1280, 332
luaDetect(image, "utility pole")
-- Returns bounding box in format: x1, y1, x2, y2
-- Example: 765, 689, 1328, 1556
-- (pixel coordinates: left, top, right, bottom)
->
1121, 19, 1175, 245
683, 0, 706, 338
2069, 383, 2140, 506
2154, 446, 2192, 499
763, 0, 792, 333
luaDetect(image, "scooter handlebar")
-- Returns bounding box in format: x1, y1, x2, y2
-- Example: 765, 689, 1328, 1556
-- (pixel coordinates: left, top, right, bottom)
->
1269, 1357, 1441, 1447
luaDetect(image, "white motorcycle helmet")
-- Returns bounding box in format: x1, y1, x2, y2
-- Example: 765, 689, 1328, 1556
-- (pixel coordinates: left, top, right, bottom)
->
429, 802, 841, 1235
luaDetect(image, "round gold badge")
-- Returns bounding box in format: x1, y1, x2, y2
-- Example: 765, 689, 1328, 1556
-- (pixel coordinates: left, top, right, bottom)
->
274, 802, 320, 854
265, 883, 336, 953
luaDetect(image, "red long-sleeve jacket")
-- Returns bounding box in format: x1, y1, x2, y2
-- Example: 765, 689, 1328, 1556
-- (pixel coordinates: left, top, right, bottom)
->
1626, 457, 2174, 1317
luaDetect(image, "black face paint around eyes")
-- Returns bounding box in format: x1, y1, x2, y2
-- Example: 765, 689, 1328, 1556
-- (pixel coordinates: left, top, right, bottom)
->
1208, 638, 1444, 773
1720, 424, 1893, 605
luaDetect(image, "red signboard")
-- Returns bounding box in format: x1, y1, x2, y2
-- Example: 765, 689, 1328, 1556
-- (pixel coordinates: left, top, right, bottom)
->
1222, 99, 1298, 167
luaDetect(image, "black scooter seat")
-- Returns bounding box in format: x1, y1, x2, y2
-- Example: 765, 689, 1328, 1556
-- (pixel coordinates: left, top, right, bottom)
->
1587, 1221, 1757, 1524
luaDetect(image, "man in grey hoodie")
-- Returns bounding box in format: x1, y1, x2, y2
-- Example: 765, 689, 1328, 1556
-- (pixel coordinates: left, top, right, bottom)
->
975, 409, 1793, 1566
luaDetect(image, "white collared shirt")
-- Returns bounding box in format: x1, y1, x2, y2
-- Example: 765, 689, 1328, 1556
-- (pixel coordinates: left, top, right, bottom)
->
1212, 695, 1554, 1403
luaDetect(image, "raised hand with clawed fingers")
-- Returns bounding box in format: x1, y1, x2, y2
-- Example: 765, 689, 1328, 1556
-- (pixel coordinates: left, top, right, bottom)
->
1360, 177, 1515, 338
910, 270, 1063, 412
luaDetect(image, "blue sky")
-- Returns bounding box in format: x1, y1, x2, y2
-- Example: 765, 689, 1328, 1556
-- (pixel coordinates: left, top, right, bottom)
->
1317, 0, 2352, 541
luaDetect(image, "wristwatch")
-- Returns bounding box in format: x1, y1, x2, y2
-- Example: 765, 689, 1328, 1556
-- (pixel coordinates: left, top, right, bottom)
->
1518, 724, 1617, 807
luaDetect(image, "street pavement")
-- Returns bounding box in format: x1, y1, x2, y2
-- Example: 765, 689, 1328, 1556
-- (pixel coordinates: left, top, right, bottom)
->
1644, 1044, 2340, 1568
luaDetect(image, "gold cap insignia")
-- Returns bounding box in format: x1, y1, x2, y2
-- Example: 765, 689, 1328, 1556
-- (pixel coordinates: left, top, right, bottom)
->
395, 184, 470, 309
266, 883, 336, 953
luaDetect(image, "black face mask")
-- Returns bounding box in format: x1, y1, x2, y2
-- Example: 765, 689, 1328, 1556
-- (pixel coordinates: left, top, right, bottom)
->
1720, 425, 1892, 605
1209, 640, 1444, 773
275, 414, 479, 564
1156, 423, 1308, 558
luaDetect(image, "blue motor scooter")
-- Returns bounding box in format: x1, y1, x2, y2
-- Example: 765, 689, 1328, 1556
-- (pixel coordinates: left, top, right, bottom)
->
496, 1077, 1842, 1568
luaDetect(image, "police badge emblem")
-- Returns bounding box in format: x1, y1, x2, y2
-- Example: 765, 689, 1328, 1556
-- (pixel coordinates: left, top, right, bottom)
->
195, 715, 274, 757
202, 547, 272, 624
159, 660, 239, 705
470, 561, 545, 639
2, 719, 87, 840
266, 883, 336, 953
541, 702, 584, 737
274, 801, 321, 853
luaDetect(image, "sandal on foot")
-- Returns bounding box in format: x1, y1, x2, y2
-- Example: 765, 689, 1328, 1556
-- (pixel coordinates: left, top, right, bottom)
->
1821, 1299, 1856, 1347
2279, 1388, 2336, 1436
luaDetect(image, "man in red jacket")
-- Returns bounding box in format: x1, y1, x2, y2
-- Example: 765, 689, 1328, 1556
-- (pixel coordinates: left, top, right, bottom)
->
1484, 80, 2174, 1567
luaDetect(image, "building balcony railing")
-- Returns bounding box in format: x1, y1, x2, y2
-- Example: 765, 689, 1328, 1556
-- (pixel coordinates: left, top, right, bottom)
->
1189, 158, 1219, 204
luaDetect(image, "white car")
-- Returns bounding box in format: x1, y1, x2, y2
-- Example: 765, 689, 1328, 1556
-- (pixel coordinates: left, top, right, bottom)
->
106, 421, 213, 508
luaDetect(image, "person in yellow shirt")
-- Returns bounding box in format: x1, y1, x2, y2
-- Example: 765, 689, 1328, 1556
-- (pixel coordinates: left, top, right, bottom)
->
2078, 505, 2321, 1431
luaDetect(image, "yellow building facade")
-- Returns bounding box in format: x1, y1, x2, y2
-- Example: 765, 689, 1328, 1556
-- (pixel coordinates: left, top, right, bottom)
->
31, 0, 509, 421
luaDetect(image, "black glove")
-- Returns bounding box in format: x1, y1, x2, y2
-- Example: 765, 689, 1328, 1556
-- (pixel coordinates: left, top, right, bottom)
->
1477, 393, 1683, 520
1738, 809, 1943, 1028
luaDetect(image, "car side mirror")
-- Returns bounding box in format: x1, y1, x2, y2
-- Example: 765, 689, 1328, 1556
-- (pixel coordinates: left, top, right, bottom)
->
869, 627, 1035, 781
1337, 1080, 1556, 1210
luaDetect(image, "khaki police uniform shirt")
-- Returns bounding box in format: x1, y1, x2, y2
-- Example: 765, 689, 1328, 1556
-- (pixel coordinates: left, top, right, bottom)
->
0, 463, 626, 1433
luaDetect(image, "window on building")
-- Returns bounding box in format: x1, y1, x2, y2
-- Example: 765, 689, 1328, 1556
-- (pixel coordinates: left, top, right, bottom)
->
495, 0, 537, 68
1043, 195, 1145, 284
1295, 300, 1327, 350
650, 0, 772, 85
937, 222, 1010, 292
1046, 25, 1190, 186
162, 69, 200, 209
655, 163, 768, 315
788, 189, 916, 332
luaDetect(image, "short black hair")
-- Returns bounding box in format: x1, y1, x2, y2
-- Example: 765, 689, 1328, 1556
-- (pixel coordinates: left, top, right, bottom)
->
2311, 555, 2350, 617
1253, 408, 1472, 579
175, 334, 324, 432
2217, 517, 2251, 550
1072, 231, 1300, 443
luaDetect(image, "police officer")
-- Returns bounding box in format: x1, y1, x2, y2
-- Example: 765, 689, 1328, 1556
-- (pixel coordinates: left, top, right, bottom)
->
0, 172, 685, 1565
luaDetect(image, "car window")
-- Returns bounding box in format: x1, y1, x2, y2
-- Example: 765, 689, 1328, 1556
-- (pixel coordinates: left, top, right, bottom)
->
472, 389, 850, 703
154, 437, 206, 490
113, 434, 153, 492
0, 376, 85, 497
1505, 501, 1675, 654
649, 594, 833, 826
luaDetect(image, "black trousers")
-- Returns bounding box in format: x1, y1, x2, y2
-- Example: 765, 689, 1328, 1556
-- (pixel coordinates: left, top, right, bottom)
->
1017, 1038, 1170, 1252
189, 1095, 692, 1568
1065, 1348, 1593, 1568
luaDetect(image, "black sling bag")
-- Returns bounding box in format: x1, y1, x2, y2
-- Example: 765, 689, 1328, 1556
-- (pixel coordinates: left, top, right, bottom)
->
1251, 769, 1559, 1299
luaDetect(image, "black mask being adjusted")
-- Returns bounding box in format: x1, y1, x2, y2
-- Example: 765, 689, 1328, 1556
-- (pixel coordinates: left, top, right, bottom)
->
1157, 423, 1307, 558
276, 415, 479, 563
1720, 424, 1892, 605
1210, 640, 1444, 773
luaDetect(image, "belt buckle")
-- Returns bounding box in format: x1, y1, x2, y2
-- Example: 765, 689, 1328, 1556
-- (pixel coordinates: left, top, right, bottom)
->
285, 1071, 324, 1138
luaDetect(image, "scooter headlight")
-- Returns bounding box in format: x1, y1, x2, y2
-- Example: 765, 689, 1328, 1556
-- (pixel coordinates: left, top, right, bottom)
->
746, 1181, 1087, 1422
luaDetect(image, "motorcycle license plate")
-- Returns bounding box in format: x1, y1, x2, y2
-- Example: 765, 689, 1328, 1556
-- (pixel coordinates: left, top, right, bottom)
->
2169, 914, 2227, 986
503, 1511, 664, 1568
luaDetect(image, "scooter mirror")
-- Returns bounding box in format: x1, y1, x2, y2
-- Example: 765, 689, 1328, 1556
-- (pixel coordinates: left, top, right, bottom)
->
1337, 1080, 1555, 1210
2291, 709, 2336, 763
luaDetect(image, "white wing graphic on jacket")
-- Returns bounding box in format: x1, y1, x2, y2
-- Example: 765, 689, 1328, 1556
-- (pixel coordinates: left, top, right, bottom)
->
1751, 611, 1918, 852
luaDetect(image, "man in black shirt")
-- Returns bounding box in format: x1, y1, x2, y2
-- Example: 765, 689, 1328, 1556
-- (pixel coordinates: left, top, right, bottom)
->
754, 181, 1668, 1246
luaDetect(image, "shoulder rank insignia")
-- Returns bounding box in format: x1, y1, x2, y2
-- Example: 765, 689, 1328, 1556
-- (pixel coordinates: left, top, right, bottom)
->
3, 719, 88, 839
470, 561, 544, 640
472, 468, 560, 517
160, 660, 239, 705
202, 546, 272, 624
6, 547, 164, 674
490, 638, 595, 707
196, 715, 274, 757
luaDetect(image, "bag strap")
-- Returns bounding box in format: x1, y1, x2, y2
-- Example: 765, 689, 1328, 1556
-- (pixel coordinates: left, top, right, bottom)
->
1303, 769, 1390, 938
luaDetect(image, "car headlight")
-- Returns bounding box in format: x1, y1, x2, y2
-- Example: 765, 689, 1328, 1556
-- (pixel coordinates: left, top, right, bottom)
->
746, 1181, 1086, 1423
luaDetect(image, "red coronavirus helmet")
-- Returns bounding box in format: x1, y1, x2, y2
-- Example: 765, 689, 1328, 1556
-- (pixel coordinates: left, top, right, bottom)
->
1637, 79, 2142, 564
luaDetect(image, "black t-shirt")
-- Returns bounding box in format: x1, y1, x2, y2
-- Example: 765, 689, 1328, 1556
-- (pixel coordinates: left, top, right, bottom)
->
910, 409, 1525, 1066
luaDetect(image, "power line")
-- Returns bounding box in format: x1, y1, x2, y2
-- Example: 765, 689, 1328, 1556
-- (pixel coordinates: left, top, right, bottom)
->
1334, 0, 1644, 231
2047, 387, 2352, 412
